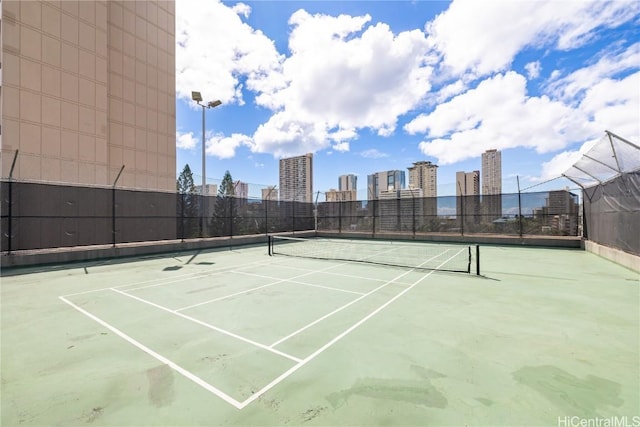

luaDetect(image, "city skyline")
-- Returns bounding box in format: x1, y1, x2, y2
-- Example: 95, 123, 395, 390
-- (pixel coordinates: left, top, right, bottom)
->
174, 0, 639, 200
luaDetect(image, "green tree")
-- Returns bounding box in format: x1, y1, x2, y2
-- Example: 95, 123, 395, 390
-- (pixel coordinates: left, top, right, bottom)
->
176, 164, 196, 195
218, 170, 235, 197
176, 164, 199, 238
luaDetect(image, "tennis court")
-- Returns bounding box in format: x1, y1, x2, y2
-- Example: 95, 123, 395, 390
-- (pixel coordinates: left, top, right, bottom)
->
1, 239, 638, 426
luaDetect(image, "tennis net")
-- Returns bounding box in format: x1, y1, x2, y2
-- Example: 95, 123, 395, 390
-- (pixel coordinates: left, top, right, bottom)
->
268, 236, 480, 274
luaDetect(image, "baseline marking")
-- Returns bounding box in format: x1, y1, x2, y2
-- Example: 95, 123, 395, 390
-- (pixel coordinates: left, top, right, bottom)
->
110, 288, 301, 363
60, 258, 274, 298
174, 262, 351, 312
269, 250, 448, 348
240, 248, 466, 409
58, 296, 244, 409
231, 271, 366, 296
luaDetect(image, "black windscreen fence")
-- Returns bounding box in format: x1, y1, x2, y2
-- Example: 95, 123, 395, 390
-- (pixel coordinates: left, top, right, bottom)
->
316, 190, 580, 237
1, 181, 314, 252
583, 171, 640, 256
1, 181, 581, 252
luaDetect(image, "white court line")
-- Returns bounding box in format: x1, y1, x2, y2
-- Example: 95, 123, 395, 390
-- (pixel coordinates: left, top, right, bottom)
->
269, 250, 448, 348
122, 259, 275, 292
174, 262, 348, 312
268, 263, 392, 284
110, 288, 301, 363
231, 270, 366, 296
60, 258, 274, 298
58, 296, 244, 409
239, 248, 466, 409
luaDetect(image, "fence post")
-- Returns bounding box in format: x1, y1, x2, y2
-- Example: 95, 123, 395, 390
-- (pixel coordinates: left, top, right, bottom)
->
372, 200, 377, 238
180, 192, 185, 242
112, 165, 125, 247
517, 176, 523, 237
6, 150, 19, 253
229, 197, 234, 238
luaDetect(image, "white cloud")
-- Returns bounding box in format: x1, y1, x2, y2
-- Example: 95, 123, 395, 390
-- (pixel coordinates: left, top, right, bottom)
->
250, 10, 433, 154
426, 0, 638, 77
205, 133, 253, 159
332, 142, 350, 152
407, 72, 595, 164
231, 2, 251, 19
538, 138, 599, 181
525, 61, 541, 80
545, 43, 640, 103
360, 149, 388, 159
176, 131, 198, 150
176, 0, 283, 106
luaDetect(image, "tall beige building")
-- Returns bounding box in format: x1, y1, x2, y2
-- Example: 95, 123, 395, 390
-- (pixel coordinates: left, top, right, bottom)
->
279, 153, 313, 202
481, 149, 502, 195
482, 149, 502, 219
1, 0, 176, 191
408, 160, 438, 197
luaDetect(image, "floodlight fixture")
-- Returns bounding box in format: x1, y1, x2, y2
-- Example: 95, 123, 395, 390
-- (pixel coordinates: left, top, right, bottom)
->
191, 91, 203, 102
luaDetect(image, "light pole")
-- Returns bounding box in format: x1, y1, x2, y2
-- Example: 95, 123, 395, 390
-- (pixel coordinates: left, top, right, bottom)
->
191, 91, 221, 237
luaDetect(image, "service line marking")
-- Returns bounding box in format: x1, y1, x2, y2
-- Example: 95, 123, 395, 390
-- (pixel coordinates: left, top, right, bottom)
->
231, 270, 366, 296
268, 250, 449, 348
174, 262, 350, 312
110, 288, 302, 363
239, 248, 466, 409
58, 295, 244, 409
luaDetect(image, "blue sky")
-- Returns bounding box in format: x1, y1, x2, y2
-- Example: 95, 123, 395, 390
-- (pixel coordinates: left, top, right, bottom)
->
175, 0, 639, 199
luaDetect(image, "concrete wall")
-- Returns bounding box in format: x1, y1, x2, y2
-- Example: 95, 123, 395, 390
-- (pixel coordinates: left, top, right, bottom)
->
584, 240, 640, 273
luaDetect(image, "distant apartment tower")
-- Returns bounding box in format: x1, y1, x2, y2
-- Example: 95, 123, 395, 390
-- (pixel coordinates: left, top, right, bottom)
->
482, 149, 502, 195
261, 186, 277, 201
535, 189, 579, 235
367, 170, 405, 200
456, 171, 480, 228
456, 171, 480, 196
325, 189, 357, 202
195, 184, 217, 196
233, 181, 248, 199
408, 161, 438, 197
338, 174, 357, 192
482, 149, 502, 220
279, 153, 313, 202
378, 188, 424, 232
0, 0, 177, 190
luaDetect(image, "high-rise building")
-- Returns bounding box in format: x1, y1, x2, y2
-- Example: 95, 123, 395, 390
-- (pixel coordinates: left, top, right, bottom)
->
261, 186, 277, 201
338, 174, 357, 192
456, 171, 480, 229
482, 149, 502, 220
325, 189, 357, 202
279, 153, 313, 202
481, 149, 502, 195
233, 181, 248, 199
408, 161, 438, 197
195, 183, 217, 196
0, 0, 177, 190
367, 170, 405, 200
456, 171, 480, 196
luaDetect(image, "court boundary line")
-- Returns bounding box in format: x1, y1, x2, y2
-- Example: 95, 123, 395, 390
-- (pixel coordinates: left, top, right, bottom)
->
238, 248, 467, 409
60, 258, 274, 298
231, 270, 366, 296
268, 251, 448, 348
58, 295, 245, 409
174, 262, 351, 312
57, 247, 467, 410
110, 288, 302, 363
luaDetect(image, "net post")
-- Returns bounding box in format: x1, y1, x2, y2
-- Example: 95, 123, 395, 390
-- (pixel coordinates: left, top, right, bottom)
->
467, 246, 471, 273
267, 235, 272, 256
476, 244, 480, 276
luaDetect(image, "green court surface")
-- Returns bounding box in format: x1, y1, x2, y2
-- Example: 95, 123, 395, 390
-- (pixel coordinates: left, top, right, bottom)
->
1, 242, 638, 426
